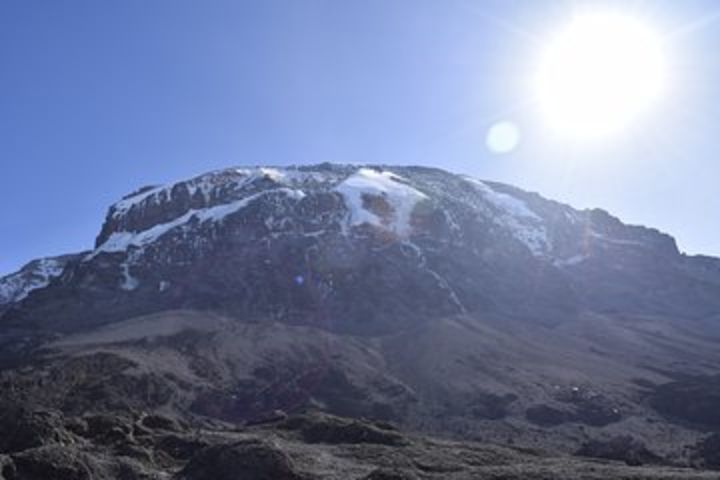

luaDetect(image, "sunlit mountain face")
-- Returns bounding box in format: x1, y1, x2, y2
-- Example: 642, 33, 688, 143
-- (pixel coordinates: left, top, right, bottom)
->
1, 164, 719, 477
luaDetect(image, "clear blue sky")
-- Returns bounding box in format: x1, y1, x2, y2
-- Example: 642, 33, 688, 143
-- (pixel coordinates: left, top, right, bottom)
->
2, 0, 719, 275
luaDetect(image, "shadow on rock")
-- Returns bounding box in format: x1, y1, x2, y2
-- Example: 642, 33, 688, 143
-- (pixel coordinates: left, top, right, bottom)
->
176, 438, 308, 480
575, 435, 663, 466
277, 412, 407, 446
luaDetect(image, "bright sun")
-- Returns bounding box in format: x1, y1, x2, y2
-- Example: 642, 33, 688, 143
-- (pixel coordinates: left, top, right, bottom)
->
535, 12, 667, 139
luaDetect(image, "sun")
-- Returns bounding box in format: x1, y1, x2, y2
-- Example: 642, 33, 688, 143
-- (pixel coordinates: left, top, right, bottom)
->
535, 12, 667, 139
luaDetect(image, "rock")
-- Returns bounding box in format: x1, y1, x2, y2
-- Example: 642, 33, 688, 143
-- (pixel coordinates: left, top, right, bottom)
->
362, 468, 419, 480
132, 422, 154, 438
0, 255, 79, 309
525, 404, 572, 426
140, 414, 183, 432
0, 404, 71, 454
64, 417, 89, 437
155, 434, 209, 461
467, 393, 517, 420
0, 404, 714, 480
245, 409, 288, 427
112, 441, 155, 464
279, 413, 406, 446
575, 435, 662, 466
0, 456, 15, 480
690, 433, 720, 470
8, 445, 100, 480
7, 445, 158, 480
572, 402, 622, 427
177, 438, 308, 480
649, 375, 720, 428
555, 387, 622, 426
83, 414, 134, 444
525, 396, 621, 428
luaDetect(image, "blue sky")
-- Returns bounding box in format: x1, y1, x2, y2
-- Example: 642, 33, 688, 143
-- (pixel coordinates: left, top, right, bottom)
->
1, 0, 719, 275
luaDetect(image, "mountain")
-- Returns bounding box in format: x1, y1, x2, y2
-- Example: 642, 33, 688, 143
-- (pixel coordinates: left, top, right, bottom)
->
1, 164, 720, 476
0, 254, 80, 311
1, 409, 718, 480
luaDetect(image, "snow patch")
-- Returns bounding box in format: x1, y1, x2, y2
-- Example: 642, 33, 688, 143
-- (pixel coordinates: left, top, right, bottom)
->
120, 263, 139, 291
92, 188, 305, 257
233, 167, 286, 184
108, 167, 339, 224
119, 250, 141, 291
257, 167, 286, 182
335, 168, 428, 237
553, 254, 589, 268
465, 178, 540, 221
112, 186, 165, 218
464, 177, 550, 256
111, 168, 292, 220
0, 258, 66, 305
589, 231, 644, 247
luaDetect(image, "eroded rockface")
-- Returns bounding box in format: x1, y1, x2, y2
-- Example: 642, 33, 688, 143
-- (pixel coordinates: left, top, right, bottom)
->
4, 164, 715, 338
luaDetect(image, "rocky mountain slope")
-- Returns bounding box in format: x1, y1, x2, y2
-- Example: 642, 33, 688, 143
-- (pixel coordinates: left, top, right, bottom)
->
2, 409, 718, 480
0, 255, 80, 313
1, 164, 719, 475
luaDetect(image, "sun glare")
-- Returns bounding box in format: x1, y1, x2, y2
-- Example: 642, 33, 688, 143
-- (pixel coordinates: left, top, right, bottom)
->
535, 12, 667, 139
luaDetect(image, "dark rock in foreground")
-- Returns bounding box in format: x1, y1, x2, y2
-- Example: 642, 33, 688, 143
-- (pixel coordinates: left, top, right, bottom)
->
178, 439, 307, 480
0, 407, 717, 479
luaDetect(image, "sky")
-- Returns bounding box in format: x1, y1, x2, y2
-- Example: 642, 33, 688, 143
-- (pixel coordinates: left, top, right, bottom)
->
1, 0, 720, 275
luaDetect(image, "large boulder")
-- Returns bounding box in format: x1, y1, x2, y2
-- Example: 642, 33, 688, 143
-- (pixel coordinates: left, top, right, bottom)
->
575, 436, 662, 466
0, 405, 71, 454
7, 446, 99, 480
278, 413, 406, 446
0, 456, 14, 480
177, 438, 308, 480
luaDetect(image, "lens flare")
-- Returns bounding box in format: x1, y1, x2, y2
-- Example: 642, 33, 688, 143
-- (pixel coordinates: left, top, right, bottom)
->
486, 121, 521, 154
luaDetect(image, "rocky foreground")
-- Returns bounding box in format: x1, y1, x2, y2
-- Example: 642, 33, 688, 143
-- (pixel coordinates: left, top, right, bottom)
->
1, 407, 718, 480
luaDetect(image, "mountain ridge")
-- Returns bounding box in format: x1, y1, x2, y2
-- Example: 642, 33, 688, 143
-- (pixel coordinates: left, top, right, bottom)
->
1, 163, 695, 317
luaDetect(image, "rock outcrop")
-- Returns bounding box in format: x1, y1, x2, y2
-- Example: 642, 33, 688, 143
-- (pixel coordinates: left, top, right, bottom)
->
0, 408, 717, 480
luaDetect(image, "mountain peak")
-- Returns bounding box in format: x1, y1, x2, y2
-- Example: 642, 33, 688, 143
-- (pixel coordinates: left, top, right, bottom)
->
94, 164, 677, 262
1, 163, 697, 336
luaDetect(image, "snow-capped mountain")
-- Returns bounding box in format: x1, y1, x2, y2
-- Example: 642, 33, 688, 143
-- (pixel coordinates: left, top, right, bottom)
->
0, 255, 79, 307
93, 163, 676, 264
4, 163, 707, 333
1, 164, 720, 464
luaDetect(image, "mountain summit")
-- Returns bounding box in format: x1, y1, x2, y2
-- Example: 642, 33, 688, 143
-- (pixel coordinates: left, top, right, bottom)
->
1, 164, 720, 471
3, 164, 710, 332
